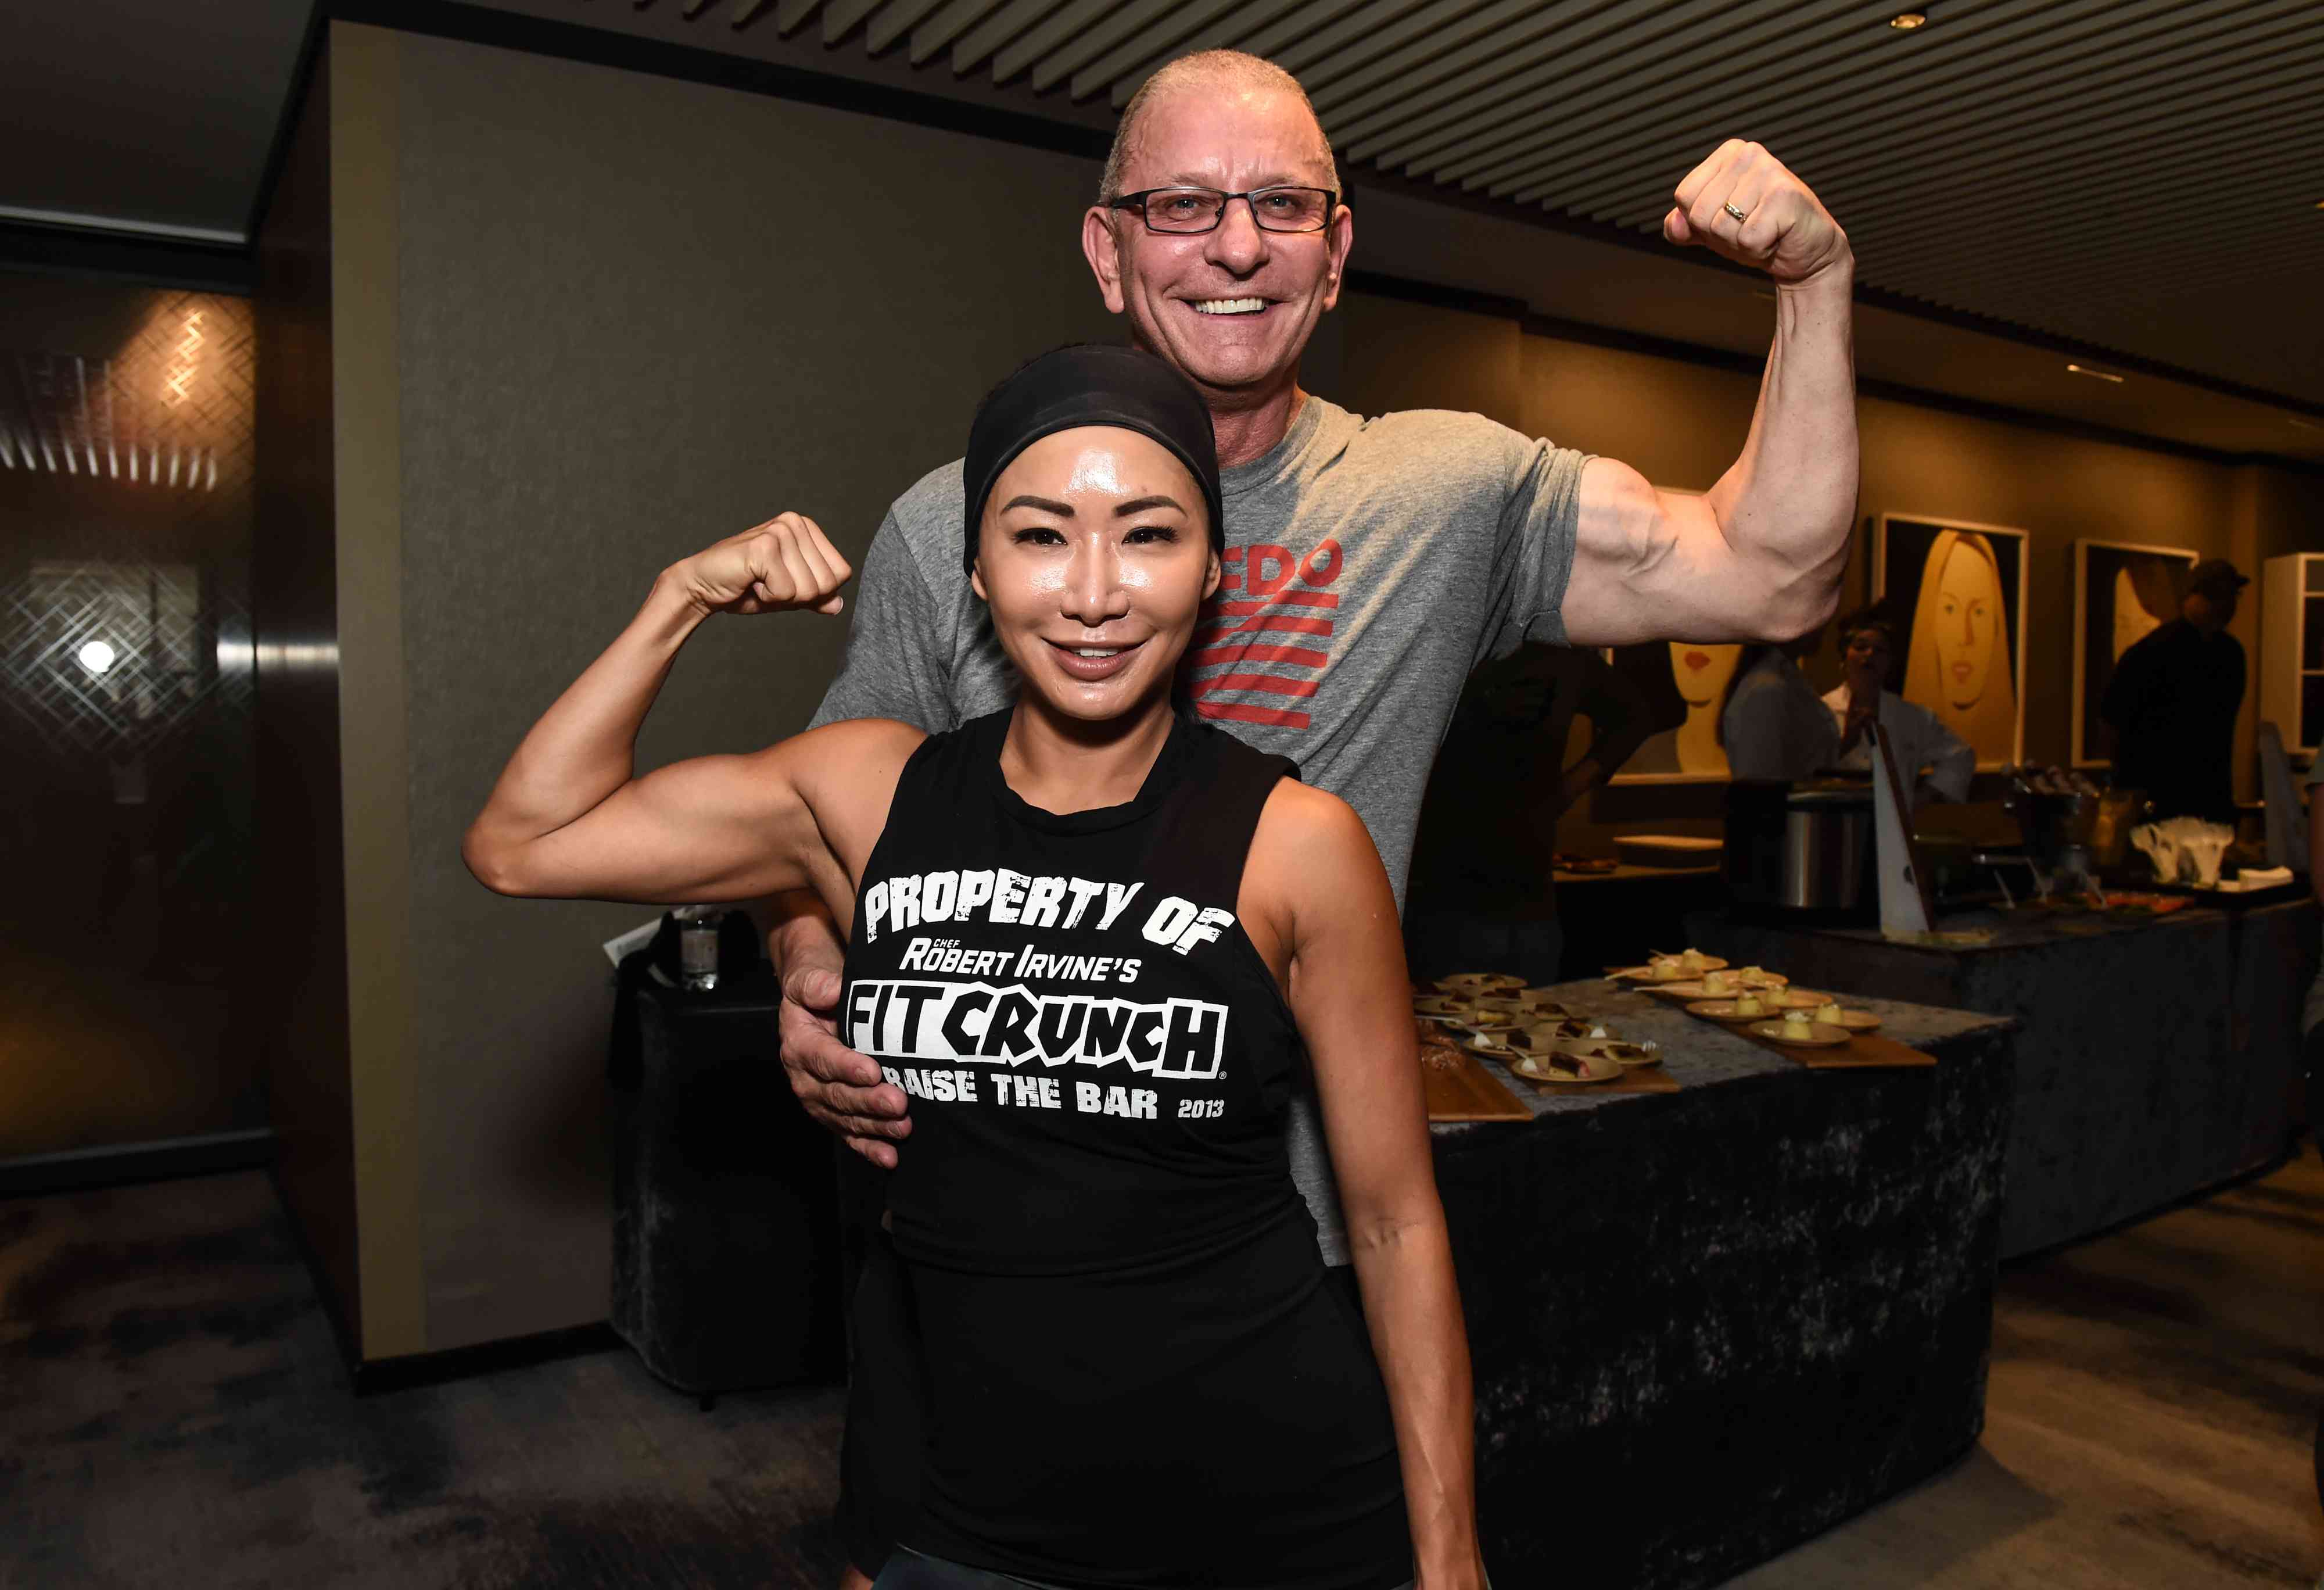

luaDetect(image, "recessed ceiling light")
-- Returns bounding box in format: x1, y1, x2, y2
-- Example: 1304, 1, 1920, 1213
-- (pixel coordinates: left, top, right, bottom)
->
78, 640, 117, 675
2066, 363, 2125, 384
1889, 11, 1929, 29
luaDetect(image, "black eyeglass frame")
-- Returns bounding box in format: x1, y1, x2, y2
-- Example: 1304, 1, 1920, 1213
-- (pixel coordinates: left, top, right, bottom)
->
1104, 185, 1342, 235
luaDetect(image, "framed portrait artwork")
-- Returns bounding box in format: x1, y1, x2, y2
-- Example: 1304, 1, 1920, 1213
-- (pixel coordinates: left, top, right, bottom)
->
2070, 539, 2196, 767
1602, 639, 1747, 784
1873, 514, 2030, 771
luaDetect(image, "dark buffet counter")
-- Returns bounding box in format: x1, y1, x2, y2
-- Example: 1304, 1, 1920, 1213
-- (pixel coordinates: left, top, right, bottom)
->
1432, 982, 2017, 1588
614, 969, 2020, 1587
1685, 897, 2316, 1259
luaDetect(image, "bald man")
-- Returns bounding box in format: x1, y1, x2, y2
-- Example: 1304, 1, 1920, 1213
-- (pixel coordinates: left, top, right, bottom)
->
766, 52, 1859, 1586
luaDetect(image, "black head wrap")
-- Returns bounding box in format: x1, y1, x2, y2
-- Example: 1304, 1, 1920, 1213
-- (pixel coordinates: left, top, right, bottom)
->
962, 345, 1223, 575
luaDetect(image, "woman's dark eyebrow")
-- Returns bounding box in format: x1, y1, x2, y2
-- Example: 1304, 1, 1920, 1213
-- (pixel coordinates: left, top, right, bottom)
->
1113, 495, 1183, 517
1002, 493, 1075, 516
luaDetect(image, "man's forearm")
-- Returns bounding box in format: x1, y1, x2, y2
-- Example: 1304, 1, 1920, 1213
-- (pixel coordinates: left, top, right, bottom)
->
1707, 265, 1859, 636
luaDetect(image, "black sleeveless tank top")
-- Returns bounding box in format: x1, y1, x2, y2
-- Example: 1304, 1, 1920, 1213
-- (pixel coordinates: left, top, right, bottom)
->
842, 707, 1411, 1590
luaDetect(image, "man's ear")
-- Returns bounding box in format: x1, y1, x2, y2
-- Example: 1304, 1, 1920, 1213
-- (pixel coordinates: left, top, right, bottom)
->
1203, 549, 1222, 603
1319, 202, 1354, 313
970, 559, 988, 603
1082, 207, 1128, 316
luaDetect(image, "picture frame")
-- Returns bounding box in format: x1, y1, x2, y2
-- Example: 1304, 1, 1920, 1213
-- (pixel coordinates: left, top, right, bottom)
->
2070, 539, 2197, 768
1601, 639, 1748, 785
1602, 490, 1740, 786
1873, 513, 2031, 771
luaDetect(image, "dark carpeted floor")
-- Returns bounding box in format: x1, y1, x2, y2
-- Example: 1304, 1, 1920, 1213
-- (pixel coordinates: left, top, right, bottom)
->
6, 1151, 2322, 1588
0, 1171, 849, 1589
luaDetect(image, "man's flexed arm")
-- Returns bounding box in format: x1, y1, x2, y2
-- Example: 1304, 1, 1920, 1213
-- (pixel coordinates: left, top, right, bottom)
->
1560, 141, 1857, 648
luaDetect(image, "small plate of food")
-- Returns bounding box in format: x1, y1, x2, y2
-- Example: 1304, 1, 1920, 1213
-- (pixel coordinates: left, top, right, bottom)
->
1509, 989, 1575, 1015
1605, 951, 1719, 983
1436, 972, 1527, 994
1748, 1014, 1853, 1048
1760, 987, 1836, 1011
1804, 1000, 1881, 1033
1694, 990, 1785, 1022
1415, 1019, 1468, 1072
1507, 1047, 1624, 1086
1574, 1037, 1662, 1069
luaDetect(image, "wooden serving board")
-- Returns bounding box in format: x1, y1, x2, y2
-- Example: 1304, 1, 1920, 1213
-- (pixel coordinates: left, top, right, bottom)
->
1424, 1049, 1533, 1120
1738, 1028, 1937, 1070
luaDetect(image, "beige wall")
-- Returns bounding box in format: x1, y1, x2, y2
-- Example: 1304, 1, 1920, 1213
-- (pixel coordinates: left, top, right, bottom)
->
328, 26, 1124, 1355
1336, 292, 2324, 851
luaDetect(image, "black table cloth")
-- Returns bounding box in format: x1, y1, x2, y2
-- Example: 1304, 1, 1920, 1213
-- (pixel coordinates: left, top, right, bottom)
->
1435, 983, 2017, 1588
1688, 899, 2314, 1259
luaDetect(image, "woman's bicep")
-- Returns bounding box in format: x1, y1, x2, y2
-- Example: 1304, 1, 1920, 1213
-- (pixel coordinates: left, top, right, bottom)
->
476, 747, 816, 903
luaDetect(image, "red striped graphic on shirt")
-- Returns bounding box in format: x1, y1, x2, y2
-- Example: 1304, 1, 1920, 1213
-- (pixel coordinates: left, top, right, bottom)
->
1189, 540, 1343, 733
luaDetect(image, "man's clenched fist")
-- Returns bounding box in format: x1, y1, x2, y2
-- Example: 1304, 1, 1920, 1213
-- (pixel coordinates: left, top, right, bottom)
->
1663, 140, 1850, 290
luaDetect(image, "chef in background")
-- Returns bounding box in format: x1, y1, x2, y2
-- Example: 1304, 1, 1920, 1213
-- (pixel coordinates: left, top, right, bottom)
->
1824, 602, 1973, 809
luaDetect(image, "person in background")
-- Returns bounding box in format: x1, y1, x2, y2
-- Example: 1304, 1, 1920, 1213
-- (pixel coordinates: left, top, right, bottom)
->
1824, 603, 1973, 808
2304, 754, 2323, 1142
1719, 632, 1840, 783
1404, 646, 1653, 986
2101, 557, 2248, 822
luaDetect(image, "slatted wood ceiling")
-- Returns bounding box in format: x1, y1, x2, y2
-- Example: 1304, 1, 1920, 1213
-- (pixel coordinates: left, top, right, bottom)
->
629, 0, 2324, 410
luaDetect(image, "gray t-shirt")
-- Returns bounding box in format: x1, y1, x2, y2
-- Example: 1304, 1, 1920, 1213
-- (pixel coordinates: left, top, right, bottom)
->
811, 393, 1591, 1261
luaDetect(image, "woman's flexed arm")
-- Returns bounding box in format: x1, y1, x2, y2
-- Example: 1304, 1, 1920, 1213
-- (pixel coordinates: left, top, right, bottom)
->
462, 513, 884, 904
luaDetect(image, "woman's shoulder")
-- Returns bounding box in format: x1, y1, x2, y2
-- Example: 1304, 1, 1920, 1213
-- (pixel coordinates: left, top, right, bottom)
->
1250, 778, 1379, 883
778, 715, 930, 803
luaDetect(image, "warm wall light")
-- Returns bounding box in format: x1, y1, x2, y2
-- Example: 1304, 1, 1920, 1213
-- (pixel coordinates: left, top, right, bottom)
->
77, 639, 118, 675
1889, 11, 1929, 28
162, 309, 205, 407
2066, 363, 2125, 384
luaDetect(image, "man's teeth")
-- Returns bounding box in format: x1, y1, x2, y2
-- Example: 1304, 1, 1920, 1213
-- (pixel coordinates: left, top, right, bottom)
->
1073, 647, 1122, 658
1192, 298, 1266, 316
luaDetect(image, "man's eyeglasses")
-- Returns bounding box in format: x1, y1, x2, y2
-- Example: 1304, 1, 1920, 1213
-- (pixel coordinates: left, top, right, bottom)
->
1106, 186, 1339, 235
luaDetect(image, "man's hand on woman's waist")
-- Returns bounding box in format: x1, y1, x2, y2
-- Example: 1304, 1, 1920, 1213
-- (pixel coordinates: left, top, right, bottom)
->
772, 898, 912, 1167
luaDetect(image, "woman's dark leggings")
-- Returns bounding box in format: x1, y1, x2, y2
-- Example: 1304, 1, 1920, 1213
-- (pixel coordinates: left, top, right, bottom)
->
871, 1550, 1417, 1590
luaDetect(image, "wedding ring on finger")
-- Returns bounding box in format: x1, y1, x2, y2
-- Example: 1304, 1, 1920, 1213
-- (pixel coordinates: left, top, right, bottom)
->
1723, 200, 1751, 223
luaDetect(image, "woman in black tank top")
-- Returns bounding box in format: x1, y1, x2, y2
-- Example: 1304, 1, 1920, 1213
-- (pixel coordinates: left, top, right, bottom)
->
465, 348, 1483, 1590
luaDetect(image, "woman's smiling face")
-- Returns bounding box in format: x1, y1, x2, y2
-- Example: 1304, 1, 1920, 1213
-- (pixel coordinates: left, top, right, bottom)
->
1934, 539, 1999, 708
971, 426, 1218, 724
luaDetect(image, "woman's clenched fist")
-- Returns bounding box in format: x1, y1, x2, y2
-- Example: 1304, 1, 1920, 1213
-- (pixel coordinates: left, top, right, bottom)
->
668, 512, 854, 617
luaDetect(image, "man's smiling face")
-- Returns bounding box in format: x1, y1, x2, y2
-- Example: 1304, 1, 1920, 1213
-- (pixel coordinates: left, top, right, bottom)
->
1082, 85, 1352, 403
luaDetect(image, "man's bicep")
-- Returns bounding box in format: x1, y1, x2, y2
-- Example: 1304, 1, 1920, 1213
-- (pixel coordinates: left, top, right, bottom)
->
1560, 458, 1738, 649
809, 513, 953, 733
